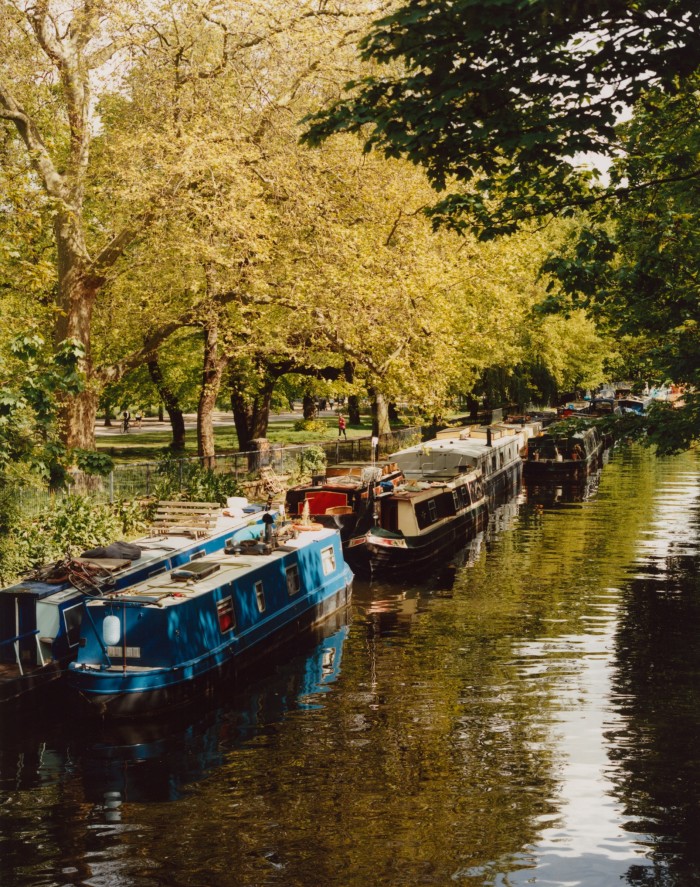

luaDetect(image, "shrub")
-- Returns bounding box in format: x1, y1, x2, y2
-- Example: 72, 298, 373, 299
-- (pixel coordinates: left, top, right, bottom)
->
293, 418, 328, 433
153, 454, 242, 505
299, 445, 327, 475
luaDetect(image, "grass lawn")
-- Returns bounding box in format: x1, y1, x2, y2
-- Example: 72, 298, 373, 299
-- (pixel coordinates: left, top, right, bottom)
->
97, 416, 376, 462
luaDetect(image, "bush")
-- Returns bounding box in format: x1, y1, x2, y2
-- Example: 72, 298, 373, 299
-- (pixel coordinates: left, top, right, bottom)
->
153, 454, 242, 505
299, 445, 327, 475
0, 494, 151, 584
293, 418, 328, 433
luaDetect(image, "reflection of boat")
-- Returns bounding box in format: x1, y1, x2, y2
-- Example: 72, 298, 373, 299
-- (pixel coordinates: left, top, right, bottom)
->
524, 426, 603, 479
364, 469, 488, 575
77, 621, 349, 805
68, 526, 353, 717
0, 501, 270, 709
525, 467, 603, 506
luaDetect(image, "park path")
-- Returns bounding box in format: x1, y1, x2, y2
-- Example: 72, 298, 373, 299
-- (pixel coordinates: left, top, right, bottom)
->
96, 407, 341, 437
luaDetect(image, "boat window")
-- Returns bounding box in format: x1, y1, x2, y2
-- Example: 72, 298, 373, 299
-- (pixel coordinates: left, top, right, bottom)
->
190, 550, 204, 561
62, 603, 83, 648
428, 500, 437, 522
460, 485, 470, 507
254, 580, 265, 613
217, 596, 236, 633
469, 479, 484, 501
286, 564, 301, 596
321, 545, 337, 576
452, 490, 460, 511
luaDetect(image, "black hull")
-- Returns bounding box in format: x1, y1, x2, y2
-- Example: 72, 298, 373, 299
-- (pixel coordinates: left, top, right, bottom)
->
366, 504, 488, 576
523, 451, 602, 480
73, 583, 352, 720
484, 459, 523, 503
0, 659, 65, 710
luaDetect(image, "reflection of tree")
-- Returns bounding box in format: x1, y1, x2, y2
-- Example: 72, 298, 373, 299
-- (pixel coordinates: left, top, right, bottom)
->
609, 547, 700, 887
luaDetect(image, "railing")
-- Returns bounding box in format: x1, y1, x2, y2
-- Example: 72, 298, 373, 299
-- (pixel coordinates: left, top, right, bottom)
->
14, 426, 422, 517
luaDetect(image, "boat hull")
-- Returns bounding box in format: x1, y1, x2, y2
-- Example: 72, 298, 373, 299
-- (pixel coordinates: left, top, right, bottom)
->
365, 502, 488, 576
68, 530, 353, 719
0, 512, 270, 710
70, 579, 352, 719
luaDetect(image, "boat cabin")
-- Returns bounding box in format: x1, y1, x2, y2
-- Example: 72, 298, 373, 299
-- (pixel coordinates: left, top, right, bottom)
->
380, 473, 485, 538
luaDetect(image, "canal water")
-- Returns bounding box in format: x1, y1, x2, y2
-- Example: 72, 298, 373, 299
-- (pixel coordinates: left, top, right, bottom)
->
1, 444, 700, 887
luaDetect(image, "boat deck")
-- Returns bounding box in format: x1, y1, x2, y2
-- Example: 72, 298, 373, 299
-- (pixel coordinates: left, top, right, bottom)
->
93, 528, 338, 608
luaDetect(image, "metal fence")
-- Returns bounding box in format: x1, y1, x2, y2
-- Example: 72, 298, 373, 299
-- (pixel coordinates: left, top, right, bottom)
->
14, 426, 422, 518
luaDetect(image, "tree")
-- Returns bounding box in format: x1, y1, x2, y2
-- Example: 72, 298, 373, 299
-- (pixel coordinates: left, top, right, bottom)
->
543, 76, 700, 452
303, 0, 700, 239
303, 0, 700, 445
0, 333, 85, 485
0, 0, 390, 450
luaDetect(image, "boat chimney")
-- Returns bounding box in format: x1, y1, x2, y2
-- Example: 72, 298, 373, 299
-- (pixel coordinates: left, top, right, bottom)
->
486, 426, 492, 447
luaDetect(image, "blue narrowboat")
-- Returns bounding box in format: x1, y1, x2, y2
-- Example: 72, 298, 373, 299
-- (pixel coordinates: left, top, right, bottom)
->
67, 527, 353, 718
0, 505, 270, 709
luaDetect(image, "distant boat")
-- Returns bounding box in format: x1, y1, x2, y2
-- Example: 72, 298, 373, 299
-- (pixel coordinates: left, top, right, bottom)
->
67, 526, 352, 718
0, 502, 270, 709
616, 395, 652, 415
524, 426, 604, 478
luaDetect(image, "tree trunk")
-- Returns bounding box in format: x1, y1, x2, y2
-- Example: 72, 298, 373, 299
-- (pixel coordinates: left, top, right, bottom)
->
347, 394, 361, 426
230, 386, 274, 452
370, 389, 391, 436
197, 316, 230, 468
54, 218, 100, 450
147, 353, 186, 451
303, 394, 317, 419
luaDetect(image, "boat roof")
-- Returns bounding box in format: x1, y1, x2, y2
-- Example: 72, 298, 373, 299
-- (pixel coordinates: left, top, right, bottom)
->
86, 527, 339, 609
391, 434, 517, 460
2, 507, 271, 599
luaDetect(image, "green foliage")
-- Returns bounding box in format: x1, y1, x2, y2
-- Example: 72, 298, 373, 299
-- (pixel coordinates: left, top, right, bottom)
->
73, 449, 115, 476
293, 418, 328, 433
0, 334, 85, 479
303, 0, 699, 239
299, 445, 327, 475
153, 454, 242, 505
0, 494, 149, 584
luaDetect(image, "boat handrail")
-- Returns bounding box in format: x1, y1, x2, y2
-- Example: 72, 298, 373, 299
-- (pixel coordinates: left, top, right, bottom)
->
0, 627, 40, 648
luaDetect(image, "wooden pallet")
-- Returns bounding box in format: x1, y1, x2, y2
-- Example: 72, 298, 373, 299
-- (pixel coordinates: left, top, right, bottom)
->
150, 500, 221, 539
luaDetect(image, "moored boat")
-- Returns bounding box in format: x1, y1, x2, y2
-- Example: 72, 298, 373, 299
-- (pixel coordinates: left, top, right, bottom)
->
389, 424, 524, 502
67, 525, 352, 718
285, 460, 405, 565
0, 500, 270, 709
364, 468, 488, 575
523, 425, 603, 478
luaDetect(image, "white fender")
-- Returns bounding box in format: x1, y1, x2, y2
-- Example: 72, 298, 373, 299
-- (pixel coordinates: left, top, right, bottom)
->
103, 614, 121, 646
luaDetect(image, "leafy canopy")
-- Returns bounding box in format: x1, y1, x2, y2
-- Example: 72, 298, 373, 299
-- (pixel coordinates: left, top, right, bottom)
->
303, 0, 700, 239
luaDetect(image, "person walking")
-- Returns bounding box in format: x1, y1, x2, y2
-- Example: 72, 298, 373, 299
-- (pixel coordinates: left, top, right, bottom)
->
338, 414, 347, 440
122, 410, 130, 433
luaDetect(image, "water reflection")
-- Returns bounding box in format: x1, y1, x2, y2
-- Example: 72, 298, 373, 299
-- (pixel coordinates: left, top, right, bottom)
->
609, 463, 700, 886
